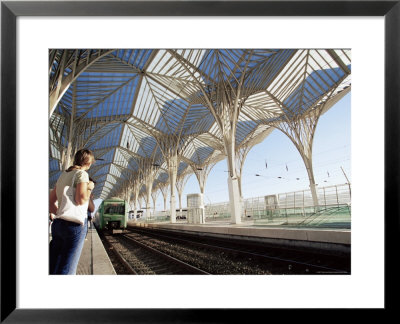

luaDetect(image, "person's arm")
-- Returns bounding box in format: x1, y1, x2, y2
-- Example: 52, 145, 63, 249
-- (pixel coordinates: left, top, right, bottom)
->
75, 181, 94, 205
88, 193, 95, 212
49, 188, 58, 215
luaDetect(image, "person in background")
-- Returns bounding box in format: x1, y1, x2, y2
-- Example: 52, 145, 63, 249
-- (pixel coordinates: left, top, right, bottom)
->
87, 177, 96, 236
49, 189, 57, 237
49, 149, 95, 275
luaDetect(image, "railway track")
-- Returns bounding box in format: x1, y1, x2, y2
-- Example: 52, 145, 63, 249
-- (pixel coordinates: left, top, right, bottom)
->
100, 230, 210, 274
125, 227, 351, 275
99, 226, 350, 275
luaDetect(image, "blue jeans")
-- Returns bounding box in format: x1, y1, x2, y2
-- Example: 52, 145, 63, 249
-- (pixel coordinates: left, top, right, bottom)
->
49, 218, 87, 275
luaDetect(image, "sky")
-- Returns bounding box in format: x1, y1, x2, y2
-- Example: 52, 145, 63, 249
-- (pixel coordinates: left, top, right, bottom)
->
93, 92, 351, 212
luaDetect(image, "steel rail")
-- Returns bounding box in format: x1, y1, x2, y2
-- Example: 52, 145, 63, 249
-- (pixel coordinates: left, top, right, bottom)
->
102, 232, 138, 274
121, 233, 211, 275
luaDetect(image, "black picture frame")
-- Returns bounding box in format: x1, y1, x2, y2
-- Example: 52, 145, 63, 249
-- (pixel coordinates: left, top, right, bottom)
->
1, 0, 399, 322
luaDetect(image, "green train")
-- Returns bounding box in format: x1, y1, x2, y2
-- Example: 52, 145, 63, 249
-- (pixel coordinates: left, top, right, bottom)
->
96, 197, 128, 233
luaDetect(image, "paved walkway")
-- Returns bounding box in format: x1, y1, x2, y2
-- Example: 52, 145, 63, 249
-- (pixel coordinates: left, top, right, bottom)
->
77, 226, 116, 275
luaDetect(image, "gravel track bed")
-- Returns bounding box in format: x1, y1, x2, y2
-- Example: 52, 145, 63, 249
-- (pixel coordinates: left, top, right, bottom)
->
98, 232, 131, 274
103, 231, 204, 274
105, 233, 157, 274
100, 227, 349, 275
124, 232, 273, 274
127, 228, 350, 274
99, 231, 155, 274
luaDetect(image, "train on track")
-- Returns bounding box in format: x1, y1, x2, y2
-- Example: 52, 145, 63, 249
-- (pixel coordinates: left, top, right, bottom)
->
95, 197, 128, 234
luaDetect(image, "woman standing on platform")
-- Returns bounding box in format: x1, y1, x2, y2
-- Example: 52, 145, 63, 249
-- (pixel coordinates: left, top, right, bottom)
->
87, 178, 96, 231
49, 149, 95, 275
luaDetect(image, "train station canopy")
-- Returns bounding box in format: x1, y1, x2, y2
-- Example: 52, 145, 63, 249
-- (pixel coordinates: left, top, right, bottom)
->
49, 49, 351, 202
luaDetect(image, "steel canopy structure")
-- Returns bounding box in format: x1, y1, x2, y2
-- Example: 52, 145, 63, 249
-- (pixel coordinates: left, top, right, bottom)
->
49, 49, 351, 224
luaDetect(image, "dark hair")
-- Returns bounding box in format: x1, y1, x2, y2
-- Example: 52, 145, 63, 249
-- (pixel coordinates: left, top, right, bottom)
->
66, 149, 94, 172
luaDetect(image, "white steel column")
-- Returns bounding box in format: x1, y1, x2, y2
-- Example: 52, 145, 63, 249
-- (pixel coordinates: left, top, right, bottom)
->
159, 185, 168, 212
145, 178, 153, 220
132, 191, 139, 221
168, 154, 178, 223
277, 113, 322, 209
224, 137, 242, 224
191, 160, 218, 196
62, 83, 77, 170
176, 185, 183, 220
302, 154, 319, 208
176, 172, 191, 220
227, 177, 242, 224
151, 190, 158, 216
130, 175, 142, 221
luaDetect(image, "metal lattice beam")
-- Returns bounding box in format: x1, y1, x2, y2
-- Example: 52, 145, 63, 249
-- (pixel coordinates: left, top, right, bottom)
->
49, 48, 351, 219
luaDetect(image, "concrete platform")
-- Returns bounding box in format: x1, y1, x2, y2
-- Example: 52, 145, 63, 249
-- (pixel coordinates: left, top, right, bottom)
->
128, 219, 351, 255
77, 226, 116, 275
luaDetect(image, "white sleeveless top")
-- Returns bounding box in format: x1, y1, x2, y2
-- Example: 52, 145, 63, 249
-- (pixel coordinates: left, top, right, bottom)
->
55, 169, 89, 224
